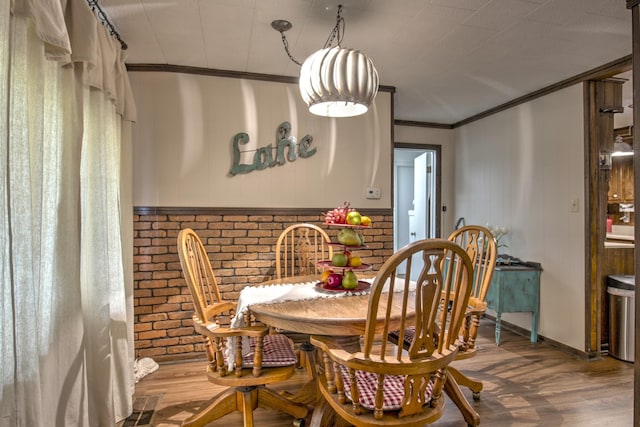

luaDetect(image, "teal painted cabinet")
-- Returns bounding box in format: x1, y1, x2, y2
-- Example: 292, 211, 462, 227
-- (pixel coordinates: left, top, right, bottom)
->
485, 264, 542, 345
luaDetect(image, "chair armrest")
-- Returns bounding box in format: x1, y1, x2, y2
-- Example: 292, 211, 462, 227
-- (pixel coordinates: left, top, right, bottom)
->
202, 302, 237, 319
465, 298, 487, 317
193, 322, 269, 339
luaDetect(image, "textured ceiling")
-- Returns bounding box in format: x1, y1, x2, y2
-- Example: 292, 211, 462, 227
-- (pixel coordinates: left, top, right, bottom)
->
100, 0, 633, 125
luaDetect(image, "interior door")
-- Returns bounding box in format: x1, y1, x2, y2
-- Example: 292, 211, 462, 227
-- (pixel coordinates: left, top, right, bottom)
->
409, 152, 435, 242
408, 152, 435, 279
393, 146, 439, 280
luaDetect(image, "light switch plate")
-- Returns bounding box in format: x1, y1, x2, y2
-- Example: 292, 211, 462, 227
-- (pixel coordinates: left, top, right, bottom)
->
570, 198, 579, 212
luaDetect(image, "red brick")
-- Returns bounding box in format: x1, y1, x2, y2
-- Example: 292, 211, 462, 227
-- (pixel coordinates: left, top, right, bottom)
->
139, 313, 168, 322
154, 320, 182, 330
140, 215, 168, 222
138, 280, 169, 289
168, 311, 193, 320
223, 215, 248, 222
167, 295, 192, 305
235, 252, 258, 260
134, 238, 151, 246
139, 246, 168, 255
222, 230, 247, 238
179, 221, 208, 230
152, 270, 181, 279
138, 330, 167, 340
153, 303, 181, 313
135, 289, 153, 298
135, 340, 152, 349
180, 335, 205, 344
140, 296, 167, 305
134, 305, 153, 315
139, 263, 167, 272
135, 323, 152, 332
209, 222, 234, 230
221, 245, 246, 252
134, 255, 152, 264
153, 337, 180, 347
168, 327, 195, 337
167, 345, 195, 354
194, 215, 222, 222
234, 238, 259, 245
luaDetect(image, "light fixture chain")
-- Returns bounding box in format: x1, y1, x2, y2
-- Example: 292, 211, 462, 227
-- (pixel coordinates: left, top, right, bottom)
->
280, 32, 302, 66
323, 4, 345, 49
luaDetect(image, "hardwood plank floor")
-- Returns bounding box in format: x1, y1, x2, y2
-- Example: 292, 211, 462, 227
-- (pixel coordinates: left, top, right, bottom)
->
124, 319, 633, 426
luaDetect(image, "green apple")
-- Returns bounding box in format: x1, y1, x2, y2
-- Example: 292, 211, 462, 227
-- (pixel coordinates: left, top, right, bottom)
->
346, 211, 362, 225
331, 252, 348, 267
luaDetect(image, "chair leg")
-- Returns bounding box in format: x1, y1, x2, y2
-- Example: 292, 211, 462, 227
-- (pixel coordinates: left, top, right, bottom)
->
257, 385, 310, 421
300, 341, 318, 380
448, 366, 483, 396
237, 387, 258, 427
181, 387, 238, 427
444, 369, 480, 427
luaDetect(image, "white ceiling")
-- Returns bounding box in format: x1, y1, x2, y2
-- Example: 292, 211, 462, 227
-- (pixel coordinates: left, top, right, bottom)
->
100, 0, 633, 125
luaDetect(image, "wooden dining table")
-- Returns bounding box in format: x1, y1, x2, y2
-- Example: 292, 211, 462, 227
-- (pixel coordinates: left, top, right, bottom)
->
242, 274, 416, 426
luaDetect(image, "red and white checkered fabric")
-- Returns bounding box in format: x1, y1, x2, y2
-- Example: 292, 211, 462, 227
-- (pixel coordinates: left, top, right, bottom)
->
241, 334, 297, 367
337, 365, 434, 411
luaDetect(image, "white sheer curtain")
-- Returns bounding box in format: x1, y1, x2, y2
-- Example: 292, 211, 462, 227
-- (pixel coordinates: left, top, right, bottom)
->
1, 0, 136, 425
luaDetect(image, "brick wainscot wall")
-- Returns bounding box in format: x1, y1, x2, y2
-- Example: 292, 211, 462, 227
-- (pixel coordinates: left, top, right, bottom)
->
133, 207, 394, 362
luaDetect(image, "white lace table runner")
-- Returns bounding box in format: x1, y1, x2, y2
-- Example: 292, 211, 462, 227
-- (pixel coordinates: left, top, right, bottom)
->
230, 278, 375, 329
226, 276, 415, 369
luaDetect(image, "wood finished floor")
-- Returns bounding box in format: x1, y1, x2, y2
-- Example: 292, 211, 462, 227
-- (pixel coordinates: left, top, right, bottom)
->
125, 319, 634, 426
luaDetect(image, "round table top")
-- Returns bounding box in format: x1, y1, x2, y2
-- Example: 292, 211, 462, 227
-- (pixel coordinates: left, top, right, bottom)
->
248, 274, 415, 337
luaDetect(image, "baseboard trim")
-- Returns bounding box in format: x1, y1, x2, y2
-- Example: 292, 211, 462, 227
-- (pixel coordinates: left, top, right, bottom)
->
482, 314, 596, 360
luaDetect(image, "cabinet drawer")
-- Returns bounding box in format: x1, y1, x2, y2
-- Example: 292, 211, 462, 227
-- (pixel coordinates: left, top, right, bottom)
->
486, 269, 540, 313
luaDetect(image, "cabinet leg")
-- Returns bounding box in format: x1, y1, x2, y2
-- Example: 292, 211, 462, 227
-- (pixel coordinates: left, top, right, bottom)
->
495, 313, 502, 346
531, 311, 538, 343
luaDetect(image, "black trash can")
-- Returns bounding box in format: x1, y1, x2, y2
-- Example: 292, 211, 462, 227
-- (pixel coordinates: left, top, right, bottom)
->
607, 275, 635, 362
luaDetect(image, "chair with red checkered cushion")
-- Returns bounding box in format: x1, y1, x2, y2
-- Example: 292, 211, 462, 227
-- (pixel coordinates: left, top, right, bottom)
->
388, 225, 497, 427
311, 239, 474, 427
177, 228, 308, 427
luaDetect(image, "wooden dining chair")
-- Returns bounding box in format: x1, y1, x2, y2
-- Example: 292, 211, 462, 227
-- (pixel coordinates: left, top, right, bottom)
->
310, 238, 474, 427
275, 223, 333, 377
275, 223, 333, 279
177, 228, 308, 427
389, 225, 497, 426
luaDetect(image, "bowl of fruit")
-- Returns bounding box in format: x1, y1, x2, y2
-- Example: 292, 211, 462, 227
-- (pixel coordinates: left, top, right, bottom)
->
323, 201, 372, 228
316, 269, 371, 294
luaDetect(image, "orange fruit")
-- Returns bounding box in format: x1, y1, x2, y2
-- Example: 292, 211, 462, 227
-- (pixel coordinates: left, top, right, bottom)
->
321, 270, 334, 282
349, 256, 363, 267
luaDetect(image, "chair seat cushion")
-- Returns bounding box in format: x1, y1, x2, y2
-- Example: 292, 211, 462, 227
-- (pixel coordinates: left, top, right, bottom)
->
337, 365, 434, 411
241, 334, 297, 367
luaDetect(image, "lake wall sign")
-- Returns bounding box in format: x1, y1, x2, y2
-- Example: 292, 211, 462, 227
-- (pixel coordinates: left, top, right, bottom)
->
229, 121, 316, 176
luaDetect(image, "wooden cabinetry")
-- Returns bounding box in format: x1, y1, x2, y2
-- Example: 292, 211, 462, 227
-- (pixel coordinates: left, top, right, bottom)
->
608, 155, 634, 203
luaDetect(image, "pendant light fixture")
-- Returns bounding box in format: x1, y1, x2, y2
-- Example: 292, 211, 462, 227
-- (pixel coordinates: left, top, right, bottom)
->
272, 5, 378, 118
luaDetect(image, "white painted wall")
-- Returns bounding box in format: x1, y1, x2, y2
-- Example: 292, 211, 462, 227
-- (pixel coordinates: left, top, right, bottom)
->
453, 84, 586, 351
129, 70, 588, 350
394, 126, 455, 233
129, 72, 392, 209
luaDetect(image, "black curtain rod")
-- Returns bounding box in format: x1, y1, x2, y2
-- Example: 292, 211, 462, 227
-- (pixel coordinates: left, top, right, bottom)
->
87, 0, 128, 50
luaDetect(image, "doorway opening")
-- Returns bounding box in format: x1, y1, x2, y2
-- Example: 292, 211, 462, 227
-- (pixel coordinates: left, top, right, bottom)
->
393, 145, 441, 260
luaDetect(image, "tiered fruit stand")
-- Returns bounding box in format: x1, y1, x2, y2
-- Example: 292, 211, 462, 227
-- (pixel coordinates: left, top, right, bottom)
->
315, 220, 373, 293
